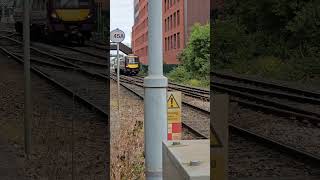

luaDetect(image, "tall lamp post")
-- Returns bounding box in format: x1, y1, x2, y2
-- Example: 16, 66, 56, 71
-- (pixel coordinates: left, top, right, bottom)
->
144, 1, 168, 179
24, 0, 31, 159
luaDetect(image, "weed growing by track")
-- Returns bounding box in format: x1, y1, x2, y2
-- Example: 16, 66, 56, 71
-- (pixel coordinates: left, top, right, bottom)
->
110, 82, 145, 180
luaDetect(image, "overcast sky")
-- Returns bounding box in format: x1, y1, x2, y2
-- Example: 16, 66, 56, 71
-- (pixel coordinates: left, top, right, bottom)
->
110, 0, 134, 46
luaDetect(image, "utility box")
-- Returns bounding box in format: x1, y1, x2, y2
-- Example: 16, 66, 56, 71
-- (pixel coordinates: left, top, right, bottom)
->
163, 140, 210, 180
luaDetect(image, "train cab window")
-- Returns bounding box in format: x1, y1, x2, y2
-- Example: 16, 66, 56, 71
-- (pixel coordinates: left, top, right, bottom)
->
54, 0, 89, 8
128, 57, 139, 64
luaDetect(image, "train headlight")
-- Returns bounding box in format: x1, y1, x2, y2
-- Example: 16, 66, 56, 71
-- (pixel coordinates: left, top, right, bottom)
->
87, 13, 93, 18
51, 12, 57, 18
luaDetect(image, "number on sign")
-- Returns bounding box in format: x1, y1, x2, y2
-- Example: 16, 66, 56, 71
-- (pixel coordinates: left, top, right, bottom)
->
114, 34, 125, 39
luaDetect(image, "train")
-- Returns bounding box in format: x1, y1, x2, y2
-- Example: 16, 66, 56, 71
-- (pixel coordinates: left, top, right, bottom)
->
114, 54, 140, 76
13, 0, 96, 44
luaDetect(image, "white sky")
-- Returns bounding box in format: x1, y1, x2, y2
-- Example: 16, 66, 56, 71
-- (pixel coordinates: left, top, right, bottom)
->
110, 0, 134, 46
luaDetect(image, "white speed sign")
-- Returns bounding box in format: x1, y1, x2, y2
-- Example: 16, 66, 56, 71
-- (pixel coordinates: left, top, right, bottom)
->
110, 28, 125, 43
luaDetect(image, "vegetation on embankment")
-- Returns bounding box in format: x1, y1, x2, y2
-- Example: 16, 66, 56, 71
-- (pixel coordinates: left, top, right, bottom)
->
167, 23, 210, 88
211, 0, 320, 86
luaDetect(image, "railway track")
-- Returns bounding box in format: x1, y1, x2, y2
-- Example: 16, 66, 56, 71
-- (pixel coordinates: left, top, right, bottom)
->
51, 40, 318, 165
211, 71, 320, 126
111, 74, 320, 160
1, 35, 206, 139
0, 36, 110, 112
2, 35, 320, 177
112, 74, 320, 178
110, 74, 208, 139
0, 36, 109, 178
58, 44, 108, 60
119, 70, 320, 127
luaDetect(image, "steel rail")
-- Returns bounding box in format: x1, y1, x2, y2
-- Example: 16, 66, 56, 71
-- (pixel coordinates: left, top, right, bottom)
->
0, 47, 109, 119
123, 75, 210, 101
58, 45, 108, 60
0, 35, 109, 80
213, 81, 320, 104
109, 75, 208, 139
211, 71, 320, 99
2, 36, 319, 166
109, 77, 320, 165
115, 74, 209, 114
212, 84, 320, 124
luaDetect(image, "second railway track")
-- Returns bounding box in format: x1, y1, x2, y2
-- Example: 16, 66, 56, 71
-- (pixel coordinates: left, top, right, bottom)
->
1, 35, 320, 178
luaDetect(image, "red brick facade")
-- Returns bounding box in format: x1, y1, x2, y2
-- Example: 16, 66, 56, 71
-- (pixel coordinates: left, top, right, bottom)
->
131, 0, 149, 64
163, 0, 185, 64
132, 0, 210, 65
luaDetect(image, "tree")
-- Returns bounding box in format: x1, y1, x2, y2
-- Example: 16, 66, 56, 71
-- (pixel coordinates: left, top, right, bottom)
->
178, 23, 210, 79
212, 0, 320, 80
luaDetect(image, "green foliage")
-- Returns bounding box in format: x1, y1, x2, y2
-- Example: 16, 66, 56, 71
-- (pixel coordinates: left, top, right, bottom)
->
167, 66, 191, 82
179, 23, 210, 79
211, 19, 254, 70
138, 65, 148, 76
168, 23, 210, 88
213, 0, 320, 82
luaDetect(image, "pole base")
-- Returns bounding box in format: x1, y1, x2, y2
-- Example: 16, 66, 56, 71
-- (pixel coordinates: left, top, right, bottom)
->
146, 171, 163, 180
144, 75, 168, 88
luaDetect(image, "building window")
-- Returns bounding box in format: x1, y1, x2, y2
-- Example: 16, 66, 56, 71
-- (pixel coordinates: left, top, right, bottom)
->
177, 33, 180, 49
170, 36, 172, 49
167, 37, 169, 51
165, 38, 167, 51
170, 15, 172, 30
165, 0, 167, 11
174, 34, 176, 49
177, 10, 180, 25
167, 17, 169, 30
165, 19, 167, 31
174, 12, 176, 28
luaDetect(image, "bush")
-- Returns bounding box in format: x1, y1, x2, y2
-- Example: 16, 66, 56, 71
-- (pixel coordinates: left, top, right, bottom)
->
213, 0, 320, 84
179, 23, 210, 79
167, 66, 191, 83
166, 23, 210, 88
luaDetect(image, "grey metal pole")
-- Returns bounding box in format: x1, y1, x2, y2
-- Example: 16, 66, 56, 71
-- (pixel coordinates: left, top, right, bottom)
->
117, 43, 120, 118
1, 6, 5, 23
99, 3, 102, 37
23, 0, 31, 158
144, 1, 168, 179
97, 3, 100, 38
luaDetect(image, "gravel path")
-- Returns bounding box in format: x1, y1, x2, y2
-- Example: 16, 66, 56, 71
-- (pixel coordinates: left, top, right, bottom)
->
0, 53, 27, 179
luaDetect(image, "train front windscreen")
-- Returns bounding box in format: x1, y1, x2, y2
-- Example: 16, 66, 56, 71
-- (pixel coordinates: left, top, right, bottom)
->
53, 0, 90, 8
127, 56, 139, 64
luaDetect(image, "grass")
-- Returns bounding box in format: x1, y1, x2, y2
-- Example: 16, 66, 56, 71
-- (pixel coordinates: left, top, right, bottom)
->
166, 66, 209, 88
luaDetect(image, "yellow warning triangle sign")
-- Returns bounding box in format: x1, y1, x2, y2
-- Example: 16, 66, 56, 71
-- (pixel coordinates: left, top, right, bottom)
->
167, 94, 180, 109
211, 126, 223, 148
